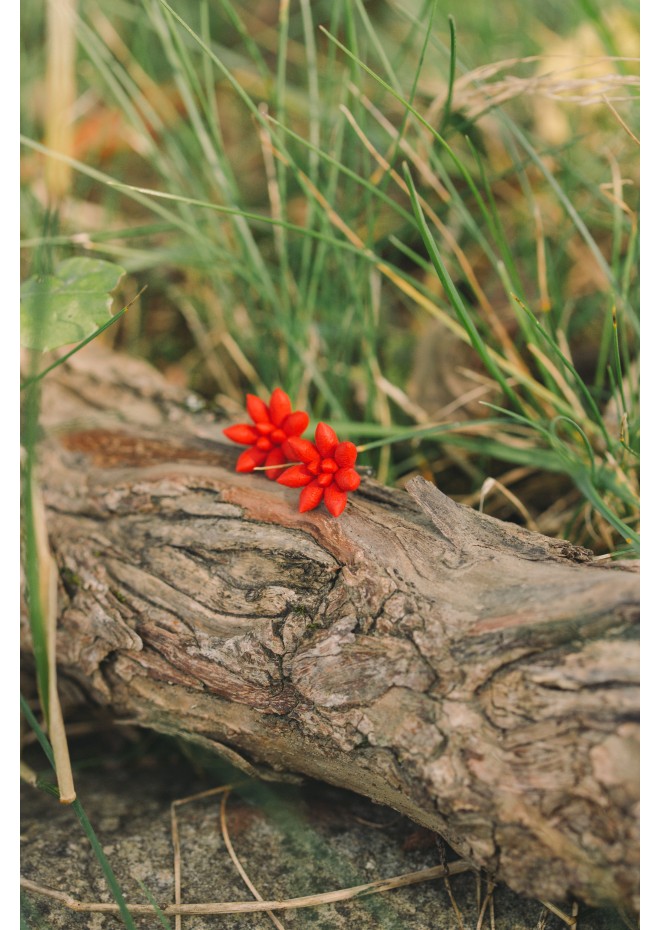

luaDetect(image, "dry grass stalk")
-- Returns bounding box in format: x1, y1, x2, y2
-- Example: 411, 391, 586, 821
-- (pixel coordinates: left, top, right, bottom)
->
258, 103, 287, 265
30, 477, 76, 804
475, 878, 496, 930
349, 84, 450, 205
478, 476, 540, 531
20, 761, 39, 787
601, 96, 640, 144
170, 784, 237, 930
533, 201, 551, 312
526, 343, 585, 416
539, 898, 578, 927
219, 791, 286, 930
431, 55, 640, 124
374, 373, 430, 424
173, 291, 235, 395
44, 0, 77, 202
20, 859, 474, 916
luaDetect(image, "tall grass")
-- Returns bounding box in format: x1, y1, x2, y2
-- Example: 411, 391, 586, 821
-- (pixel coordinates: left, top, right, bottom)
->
20, 2, 639, 552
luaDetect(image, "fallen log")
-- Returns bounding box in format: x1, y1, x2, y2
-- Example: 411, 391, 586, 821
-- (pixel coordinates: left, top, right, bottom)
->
24, 347, 639, 911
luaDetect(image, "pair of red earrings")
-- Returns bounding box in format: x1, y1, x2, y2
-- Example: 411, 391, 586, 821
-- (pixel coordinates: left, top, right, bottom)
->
223, 389, 361, 517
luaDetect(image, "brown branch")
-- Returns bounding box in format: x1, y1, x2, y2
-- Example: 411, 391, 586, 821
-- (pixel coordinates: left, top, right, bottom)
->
24, 347, 639, 911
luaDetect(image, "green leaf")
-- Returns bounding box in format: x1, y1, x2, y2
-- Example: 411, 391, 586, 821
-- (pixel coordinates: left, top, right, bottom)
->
20, 257, 126, 351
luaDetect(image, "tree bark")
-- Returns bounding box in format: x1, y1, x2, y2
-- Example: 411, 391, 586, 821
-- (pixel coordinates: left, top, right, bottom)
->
25, 348, 639, 911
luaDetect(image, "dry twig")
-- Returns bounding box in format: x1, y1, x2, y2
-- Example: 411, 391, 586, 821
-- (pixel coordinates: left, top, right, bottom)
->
20, 860, 474, 916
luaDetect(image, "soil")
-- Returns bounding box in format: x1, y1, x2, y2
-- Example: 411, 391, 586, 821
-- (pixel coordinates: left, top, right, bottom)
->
20, 725, 631, 930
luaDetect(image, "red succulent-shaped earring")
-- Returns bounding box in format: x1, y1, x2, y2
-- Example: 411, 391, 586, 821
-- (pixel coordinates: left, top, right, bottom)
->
223, 388, 309, 479
277, 422, 361, 517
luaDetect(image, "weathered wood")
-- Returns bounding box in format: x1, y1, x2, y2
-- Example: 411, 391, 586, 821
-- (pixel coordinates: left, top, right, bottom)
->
25, 348, 639, 911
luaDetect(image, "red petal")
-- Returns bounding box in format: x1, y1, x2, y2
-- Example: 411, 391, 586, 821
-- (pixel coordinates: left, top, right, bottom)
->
316, 473, 333, 488
236, 447, 267, 472
246, 394, 270, 424
282, 410, 309, 437
223, 424, 258, 445
281, 439, 299, 461
264, 447, 287, 480
334, 441, 358, 468
299, 481, 324, 512
277, 465, 314, 488
324, 484, 348, 517
315, 422, 338, 457
269, 388, 291, 427
286, 436, 320, 464
334, 467, 361, 492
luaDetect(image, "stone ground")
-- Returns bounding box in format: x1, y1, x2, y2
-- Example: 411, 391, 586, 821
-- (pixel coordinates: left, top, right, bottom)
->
21, 724, 633, 930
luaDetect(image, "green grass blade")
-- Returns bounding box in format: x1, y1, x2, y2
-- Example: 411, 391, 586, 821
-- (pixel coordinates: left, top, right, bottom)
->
135, 879, 173, 930
319, 23, 504, 252
549, 416, 597, 478
514, 297, 613, 448
199, 4, 227, 163
572, 473, 640, 550
479, 401, 554, 441
619, 215, 639, 305
22, 255, 51, 718
464, 134, 523, 294
432, 433, 568, 472
20, 696, 139, 930
213, 0, 270, 81
299, 0, 321, 189
575, 0, 626, 61
355, 0, 401, 93
22, 459, 49, 721
342, 0, 361, 87
21, 221, 178, 248
403, 162, 522, 413
20, 135, 212, 245
379, 0, 436, 186
20, 288, 145, 391
611, 304, 627, 418
356, 417, 504, 452
438, 14, 456, 136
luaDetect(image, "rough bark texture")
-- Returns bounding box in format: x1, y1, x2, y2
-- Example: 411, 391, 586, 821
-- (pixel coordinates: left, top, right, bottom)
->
25, 348, 640, 912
